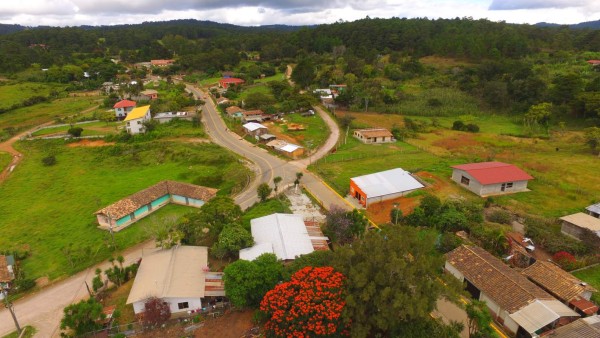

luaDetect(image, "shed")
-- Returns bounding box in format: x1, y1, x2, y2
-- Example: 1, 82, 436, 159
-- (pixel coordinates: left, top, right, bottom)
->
353, 128, 394, 144
241, 110, 264, 123
140, 89, 158, 100
560, 213, 600, 242
153, 112, 192, 124
451, 161, 533, 197
259, 134, 276, 142
586, 203, 600, 218
242, 122, 268, 136
350, 168, 424, 207
239, 213, 328, 261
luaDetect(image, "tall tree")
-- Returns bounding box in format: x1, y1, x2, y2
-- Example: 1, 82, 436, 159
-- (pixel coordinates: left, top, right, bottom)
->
223, 253, 283, 308
291, 58, 316, 88
60, 298, 105, 336
332, 225, 449, 337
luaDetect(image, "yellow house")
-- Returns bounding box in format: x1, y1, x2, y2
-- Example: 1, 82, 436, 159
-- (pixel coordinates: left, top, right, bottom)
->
124, 105, 151, 134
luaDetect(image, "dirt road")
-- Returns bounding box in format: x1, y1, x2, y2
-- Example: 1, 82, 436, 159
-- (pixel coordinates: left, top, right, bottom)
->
0, 240, 158, 337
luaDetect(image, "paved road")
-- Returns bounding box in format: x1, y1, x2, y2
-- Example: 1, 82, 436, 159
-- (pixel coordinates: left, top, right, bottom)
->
0, 240, 159, 337
187, 84, 352, 211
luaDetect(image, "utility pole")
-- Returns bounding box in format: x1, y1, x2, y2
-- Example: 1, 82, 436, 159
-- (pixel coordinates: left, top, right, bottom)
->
2, 286, 22, 335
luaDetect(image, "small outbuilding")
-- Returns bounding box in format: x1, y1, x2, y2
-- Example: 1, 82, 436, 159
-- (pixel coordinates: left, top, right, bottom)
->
219, 77, 245, 89
241, 110, 264, 123
266, 140, 304, 159
586, 203, 600, 218
124, 105, 151, 134
239, 213, 329, 261
560, 213, 600, 243
451, 161, 533, 197
113, 99, 136, 120
242, 122, 268, 136
153, 112, 193, 124
353, 128, 394, 144
225, 106, 244, 119
350, 168, 424, 207
140, 89, 158, 100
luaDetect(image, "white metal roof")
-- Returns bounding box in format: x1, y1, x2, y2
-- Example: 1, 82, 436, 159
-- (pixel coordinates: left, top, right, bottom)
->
586, 203, 600, 215
280, 143, 302, 153
241, 213, 314, 261
351, 168, 424, 198
243, 122, 267, 132
239, 242, 274, 261
509, 300, 579, 334
126, 246, 208, 304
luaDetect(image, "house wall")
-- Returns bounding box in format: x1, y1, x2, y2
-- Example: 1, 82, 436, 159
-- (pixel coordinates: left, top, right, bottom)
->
114, 106, 134, 119
134, 205, 149, 218
133, 297, 203, 315
151, 194, 171, 209
451, 169, 529, 197
349, 179, 367, 206
582, 290, 593, 301
444, 262, 464, 281
116, 215, 131, 226
172, 195, 205, 208
96, 214, 111, 227
366, 188, 421, 207
561, 222, 587, 241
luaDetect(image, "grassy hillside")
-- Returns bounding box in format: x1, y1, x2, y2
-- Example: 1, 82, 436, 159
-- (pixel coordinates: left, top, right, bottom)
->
0, 82, 67, 111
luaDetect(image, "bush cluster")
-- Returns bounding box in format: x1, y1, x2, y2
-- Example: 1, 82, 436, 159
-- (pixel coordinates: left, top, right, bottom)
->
452, 120, 480, 133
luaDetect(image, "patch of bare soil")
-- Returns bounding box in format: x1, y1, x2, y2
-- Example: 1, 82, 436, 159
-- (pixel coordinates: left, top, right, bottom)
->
432, 133, 481, 150
263, 121, 301, 144
194, 309, 255, 338
67, 139, 114, 147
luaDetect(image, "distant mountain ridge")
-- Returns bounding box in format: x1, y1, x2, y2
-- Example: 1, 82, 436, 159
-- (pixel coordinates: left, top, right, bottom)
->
535, 19, 600, 29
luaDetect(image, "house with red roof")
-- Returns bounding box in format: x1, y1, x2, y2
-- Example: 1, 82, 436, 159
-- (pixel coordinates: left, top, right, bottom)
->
586, 60, 600, 66
219, 77, 245, 89
113, 99, 137, 120
451, 161, 533, 197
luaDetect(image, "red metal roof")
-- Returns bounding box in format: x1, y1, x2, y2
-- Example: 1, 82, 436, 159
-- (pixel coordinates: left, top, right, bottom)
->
219, 77, 245, 84
452, 161, 533, 185
569, 296, 599, 315
113, 100, 136, 108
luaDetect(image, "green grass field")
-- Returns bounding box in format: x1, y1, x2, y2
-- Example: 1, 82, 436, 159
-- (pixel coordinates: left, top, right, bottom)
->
1, 326, 36, 338
0, 82, 67, 111
279, 112, 329, 149
379, 87, 482, 117
31, 121, 120, 137
0, 96, 102, 131
573, 266, 600, 304
0, 140, 250, 280
254, 72, 286, 84
237, 84, 272, 101
0, 152, 11, 170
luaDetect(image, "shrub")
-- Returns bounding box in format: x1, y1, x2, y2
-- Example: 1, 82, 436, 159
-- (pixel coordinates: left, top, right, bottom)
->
143, 297, 171, 328
68, 127, 83, 137
487, 209, 512, 224
42, 155, 56, 166
553, 251, 577, 270
452, 120, 465, 131
465, 123, 480, 133
14, 278, 36, 292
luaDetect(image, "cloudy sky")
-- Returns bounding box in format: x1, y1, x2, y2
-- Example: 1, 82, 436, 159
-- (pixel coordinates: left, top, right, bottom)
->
0, 0, 598, 27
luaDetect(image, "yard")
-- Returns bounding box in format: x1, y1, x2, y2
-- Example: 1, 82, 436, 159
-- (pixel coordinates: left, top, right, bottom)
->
0, 139, 250, 280
31, 121, 121, 137
573, 265, 600, 304
0, 152, 11, 170
264, 112, 329, 150
316, 111, 600, 218
0, 82, 67, 111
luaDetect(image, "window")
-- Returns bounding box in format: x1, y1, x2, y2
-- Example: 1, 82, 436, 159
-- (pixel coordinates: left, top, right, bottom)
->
137, 121, 142, 125
126, 122, 130, 126
506, 182, 513, 188
461, 176, 470, 185
177, 302, 189, 310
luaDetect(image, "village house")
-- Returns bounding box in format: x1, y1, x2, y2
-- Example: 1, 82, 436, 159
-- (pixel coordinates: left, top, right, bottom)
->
225, 106, 244, 119
242, 122, 268, 136
113, 99, 136, 120
353, 128, 394, 144
139, 89, 158, 100
153, 112, 193, 124
349, 168, 424, 207
545, 315, 600, 337
446, 245, 579, 337
586, 203, 600, 218
587, 60, 600, 66
126, 246, 225, 316
150, 59, 175, 67
451, 161, 534, 197
560, 212, 600, 242
241, 110, 264, 123
124, 105, 151, 134
522, 261, 598, 316
0, 255, 15, 300
95, 181, 217, 232
239, 214, 329, 261
266, 140, 304, 159
218, 77, 245, 89
216, 97, 230, 105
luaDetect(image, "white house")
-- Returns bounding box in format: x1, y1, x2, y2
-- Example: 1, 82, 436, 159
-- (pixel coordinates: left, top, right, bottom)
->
124, 105, 151, 135
451, 161, 534, 197
153, 112, 193, 124
446, 245, 579, 337
239, 213, 328, 261
242, 122, 268, 136
353, 128, 394, 144
349, 168, 424, 207
113, 99, 136, 120
126, 246, 225, 315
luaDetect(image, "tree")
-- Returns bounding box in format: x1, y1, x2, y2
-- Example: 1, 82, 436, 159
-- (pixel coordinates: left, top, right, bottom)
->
223, 253, 283, 308
260, 266, 350, 337
332, 225, 449, 337
523, 102, 552, 131
585, 127, 600, 154
61, 298, 105, 336
143, 297, 171, 328
466, 300, 496, 338
211, 223, 253, 259
91, 268, 104, 293
324, 205, 367, 245
68, 127, 83, 137
291, 58, 316, 88
177, 196, 242, 244
294, 172, 303, 187
257, 183, 272, 202
146, 215, 183, 249
273, 176, 282, 193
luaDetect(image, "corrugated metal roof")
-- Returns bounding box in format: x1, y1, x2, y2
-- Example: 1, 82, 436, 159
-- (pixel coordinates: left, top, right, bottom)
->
243, 122, 267, 132
560, 213, 600, 232
239, 242, 274, 261
280, 144, 302, 153
351, 168, 424, 198
451, 161, 533, 185
509, 300, 561, 334
124, 105, 150, 121
126, 246, 208, 304
586, 203, 600, 215
549, 315, 600, 338
242, 213, 315, 261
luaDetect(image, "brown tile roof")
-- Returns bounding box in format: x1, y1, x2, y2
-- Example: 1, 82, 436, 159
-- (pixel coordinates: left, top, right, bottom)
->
355, 128, 393, 138
95, 181, 217, 219
522, 261, 597, 302
242, 110, 263, 117
226, 106, 244, 115
446, 245, 554, 313
0, 255, 14, 282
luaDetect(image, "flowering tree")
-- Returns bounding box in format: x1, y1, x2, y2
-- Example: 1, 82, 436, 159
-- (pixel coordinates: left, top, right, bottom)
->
553, 251, 577, 270
260, 266, 349, 337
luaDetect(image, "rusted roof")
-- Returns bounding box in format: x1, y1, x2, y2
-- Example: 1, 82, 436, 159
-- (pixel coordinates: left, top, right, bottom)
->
204, 272, 226, 297
548, 315, 600, 338
0, 255, 14, 283
446, 245, 554, 313
242, 110, 263, 117
354, 128, 393, 138
451, 161, 534, 185
95, 181, 217, 219
570, 296, 600, 316
305, 221, 330, 251
226, 106, 244, 115
522, 261, 596, 302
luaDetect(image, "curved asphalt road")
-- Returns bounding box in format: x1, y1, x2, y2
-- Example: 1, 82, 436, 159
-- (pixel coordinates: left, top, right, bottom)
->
187, 84, 352, 211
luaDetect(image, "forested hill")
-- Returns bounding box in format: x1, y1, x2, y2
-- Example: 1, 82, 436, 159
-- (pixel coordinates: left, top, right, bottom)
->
0, 23, 26, 35
536, 19, 600, 29
0, 17, 599, 74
